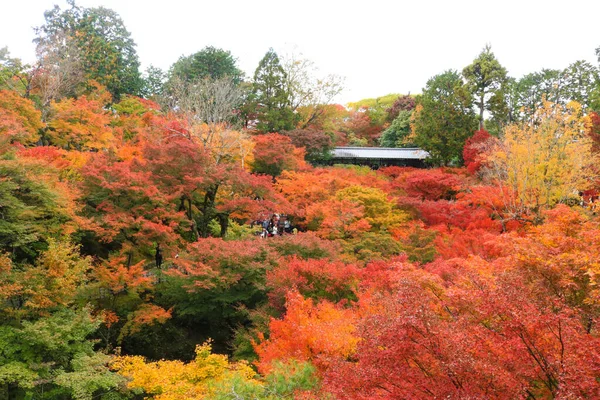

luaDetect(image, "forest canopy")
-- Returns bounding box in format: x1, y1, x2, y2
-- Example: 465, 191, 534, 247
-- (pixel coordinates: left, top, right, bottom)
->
2, 2, 600, 399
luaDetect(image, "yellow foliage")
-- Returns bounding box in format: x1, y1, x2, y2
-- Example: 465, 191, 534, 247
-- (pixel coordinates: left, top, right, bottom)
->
483, 99, 597, 215
194, 122, 254, 169
112, 341, 261, 400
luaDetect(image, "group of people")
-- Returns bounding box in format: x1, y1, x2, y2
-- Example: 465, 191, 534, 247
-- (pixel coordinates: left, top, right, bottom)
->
255, 214, 293, 238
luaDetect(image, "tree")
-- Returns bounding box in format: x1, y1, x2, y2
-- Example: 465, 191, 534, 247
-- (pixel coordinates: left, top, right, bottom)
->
282, 128, 332, 163
463, 128, 494, 174
511, 69, 568, 121
163, 76, 244, 126
254, 292, 359, 374
386, 94, 416, 122
252, 49, 298, 133
31, 30, 86, 111
0, 155, 78, 262
463, 45, 508, 129
140, 65, 167, 99
280, 50, 344, 129
46, 94, 114, 150
170, 46, 244, 84
379, 110, 412, 147
0, 90, 43, 146
0, 48, 32, 95
251, 133, 304, 177
562, 60, 600, 110
0, 308, 124, 399
412, 70, 478, 165
34, 1, 142, 100
482, 100, 597, 219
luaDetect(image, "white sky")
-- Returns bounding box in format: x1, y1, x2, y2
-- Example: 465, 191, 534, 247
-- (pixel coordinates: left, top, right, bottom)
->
1, 0, 599, 104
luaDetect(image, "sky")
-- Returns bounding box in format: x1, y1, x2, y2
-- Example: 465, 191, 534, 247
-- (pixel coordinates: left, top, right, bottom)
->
1, 0, 599, 104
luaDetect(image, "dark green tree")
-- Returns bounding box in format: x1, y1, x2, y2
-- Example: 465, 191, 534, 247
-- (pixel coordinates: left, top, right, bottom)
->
170, 46, 244, 84
412, 70, 478, 166
34, 0, 142, 100
462, 45, 508, 130
252, 49, 298, 133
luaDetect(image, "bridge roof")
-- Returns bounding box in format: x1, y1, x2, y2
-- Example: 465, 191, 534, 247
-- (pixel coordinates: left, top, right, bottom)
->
332, 147, 430, 160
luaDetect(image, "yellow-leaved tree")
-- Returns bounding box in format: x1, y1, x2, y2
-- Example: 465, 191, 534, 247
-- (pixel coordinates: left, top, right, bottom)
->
111, 340, 320, 399
112, 341, 261, 399
482, 99, 597, 221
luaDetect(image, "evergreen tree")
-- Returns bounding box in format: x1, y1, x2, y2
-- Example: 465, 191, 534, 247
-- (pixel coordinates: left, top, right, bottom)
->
412, 70, 478, 166
170, 46, 244, 84
35, 0, 142, 100
463, 45, 507, 130
252, 49, 298, 133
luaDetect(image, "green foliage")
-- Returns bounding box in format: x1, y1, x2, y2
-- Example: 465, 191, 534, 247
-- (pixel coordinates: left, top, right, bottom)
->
0, 48, 28, 94
0, 155, 75, 262
35, 1, 142, 99
263, 360, 320, 397
140, 65, 167, 99
206, 359, 320, 399
0, 308, 123, 399
210, 219, 262, 240
348, 93, 402, 126
400, 224, 437, 264
462, 45, 508, 128
54, 353, 125, 400
346, 132, 368, 146
253, 49, 298, 132
170, 46, 244, 84
379, 110, 413, 147
413, 70, 478, 166
343, 232, 403, 262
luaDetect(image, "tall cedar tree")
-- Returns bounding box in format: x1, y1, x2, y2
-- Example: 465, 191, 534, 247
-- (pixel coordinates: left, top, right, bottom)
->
463, 45, 507, 130
252, 49, 298, 133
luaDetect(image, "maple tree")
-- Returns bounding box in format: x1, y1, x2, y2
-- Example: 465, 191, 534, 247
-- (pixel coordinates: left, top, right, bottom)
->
463, 128, 494, 174
482, 99, 597, 219
0, 90, 43, 147
46, 94, 114, 150
254, 291, 359, 374
282, 128, 332, 164
251, 133, 305, 177
0, 154, 79, 262
5, 12, 600, 398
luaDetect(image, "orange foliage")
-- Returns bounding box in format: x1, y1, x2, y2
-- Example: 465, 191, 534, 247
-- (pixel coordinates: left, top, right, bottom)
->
0, 90, 43, 146
254, 291, 359, 374
47, 95, 113, 150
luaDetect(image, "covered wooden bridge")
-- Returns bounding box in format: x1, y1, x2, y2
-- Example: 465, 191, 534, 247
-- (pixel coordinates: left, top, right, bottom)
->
325, 147, 430, 168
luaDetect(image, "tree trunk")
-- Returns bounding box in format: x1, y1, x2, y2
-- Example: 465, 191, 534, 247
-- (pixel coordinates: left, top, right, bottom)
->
198, 184, 219, 238
217, 213, 229, 238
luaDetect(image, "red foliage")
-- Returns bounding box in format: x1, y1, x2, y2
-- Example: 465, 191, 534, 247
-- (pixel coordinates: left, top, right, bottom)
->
266, 257, 361, 310
463, 129, 493, 174
417, 199, 500, 231
252, 133, 306, 176
397, 168, 463, 201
